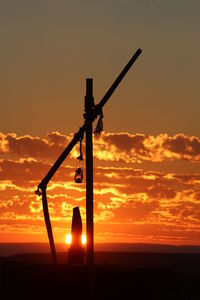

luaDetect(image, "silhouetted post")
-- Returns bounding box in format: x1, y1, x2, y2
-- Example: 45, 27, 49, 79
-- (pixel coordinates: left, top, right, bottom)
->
68, 207, 84, 264
42, 189, 57, 264
84, 78, 94, 266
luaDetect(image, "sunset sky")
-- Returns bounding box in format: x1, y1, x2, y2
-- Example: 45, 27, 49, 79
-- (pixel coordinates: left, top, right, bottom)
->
1, 0, 200, 246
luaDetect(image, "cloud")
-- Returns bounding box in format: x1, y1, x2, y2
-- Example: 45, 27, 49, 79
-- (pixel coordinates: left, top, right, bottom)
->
6, 132, 65, 160
1, 130, 200, 244
0, 133, 8, 153
163, 134, 200, 160
0, 158, 74, 182
0, 131, 71, 162
95, 132, 200, 163
46, 131, 69, 145
1, 131, 200, 164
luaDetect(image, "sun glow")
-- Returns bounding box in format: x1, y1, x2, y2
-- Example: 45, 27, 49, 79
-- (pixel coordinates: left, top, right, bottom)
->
82, 234, 86, 245
66, 234, 72, 245
65, 233, 86, 245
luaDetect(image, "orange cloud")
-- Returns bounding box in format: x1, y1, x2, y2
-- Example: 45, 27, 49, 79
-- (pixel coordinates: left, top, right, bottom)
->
1, 131, 200, 245
0, 132, 70, 161
95, 132, 200, 163
1, 131, 200, 164
0, 162, 200, 242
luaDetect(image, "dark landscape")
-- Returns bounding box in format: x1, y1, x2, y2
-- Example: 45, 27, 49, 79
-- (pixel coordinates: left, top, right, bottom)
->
1, 244, 200, 299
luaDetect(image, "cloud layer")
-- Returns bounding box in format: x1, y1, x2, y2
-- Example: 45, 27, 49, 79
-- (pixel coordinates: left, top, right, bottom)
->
0, 131, 200, 244
1, 131, 200, 163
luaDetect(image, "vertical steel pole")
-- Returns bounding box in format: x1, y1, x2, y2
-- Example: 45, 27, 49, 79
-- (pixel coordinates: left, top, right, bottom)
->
84, 78, 94, 266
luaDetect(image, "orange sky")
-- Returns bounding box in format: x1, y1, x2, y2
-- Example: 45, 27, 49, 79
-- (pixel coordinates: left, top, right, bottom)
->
1, 131, 200, 245
0, 1, 200, 246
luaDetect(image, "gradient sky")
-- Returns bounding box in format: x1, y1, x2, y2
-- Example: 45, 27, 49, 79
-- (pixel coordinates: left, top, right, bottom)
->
1, 0, 200, 245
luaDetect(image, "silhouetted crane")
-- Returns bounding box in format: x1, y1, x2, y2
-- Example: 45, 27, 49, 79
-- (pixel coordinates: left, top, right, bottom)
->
35, 48, 142, 265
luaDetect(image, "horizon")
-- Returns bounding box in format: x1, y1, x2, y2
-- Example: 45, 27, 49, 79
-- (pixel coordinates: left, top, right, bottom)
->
1, 241, 200, 257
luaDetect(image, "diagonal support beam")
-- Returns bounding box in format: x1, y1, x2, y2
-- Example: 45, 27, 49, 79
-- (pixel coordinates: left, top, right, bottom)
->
36, 48, 142, 192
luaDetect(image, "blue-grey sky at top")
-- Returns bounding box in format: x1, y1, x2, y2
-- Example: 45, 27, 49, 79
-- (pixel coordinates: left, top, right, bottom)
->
1, 0, 200, 136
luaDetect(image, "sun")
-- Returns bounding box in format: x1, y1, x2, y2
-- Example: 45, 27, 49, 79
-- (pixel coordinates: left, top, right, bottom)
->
81, 234, 86, 245
66, 234, 72, 245
65, 233, 86, 245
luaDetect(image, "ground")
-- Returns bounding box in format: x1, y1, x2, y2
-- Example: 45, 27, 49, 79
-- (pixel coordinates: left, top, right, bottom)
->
0, 252, 200, 299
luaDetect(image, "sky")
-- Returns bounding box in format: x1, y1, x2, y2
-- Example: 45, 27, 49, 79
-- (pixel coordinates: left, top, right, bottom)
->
0, 0, 200, 246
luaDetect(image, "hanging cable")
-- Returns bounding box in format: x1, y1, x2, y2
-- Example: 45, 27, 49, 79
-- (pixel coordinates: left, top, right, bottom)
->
76, 134, 84, 161
74, 134, 84, 183
94, 110, 103, 135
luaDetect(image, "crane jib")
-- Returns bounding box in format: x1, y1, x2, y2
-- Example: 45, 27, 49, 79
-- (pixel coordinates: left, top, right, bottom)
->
36, 48, 142, 193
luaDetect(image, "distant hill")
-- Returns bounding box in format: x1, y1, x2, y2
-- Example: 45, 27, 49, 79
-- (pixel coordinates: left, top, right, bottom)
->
1, 242, 200, 256
96, 243, 200, 254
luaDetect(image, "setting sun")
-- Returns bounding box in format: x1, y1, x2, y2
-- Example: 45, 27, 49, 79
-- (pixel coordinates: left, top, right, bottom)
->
81, 234, 86, 245
66, 234, 72, 245
65, 234, 86, 245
